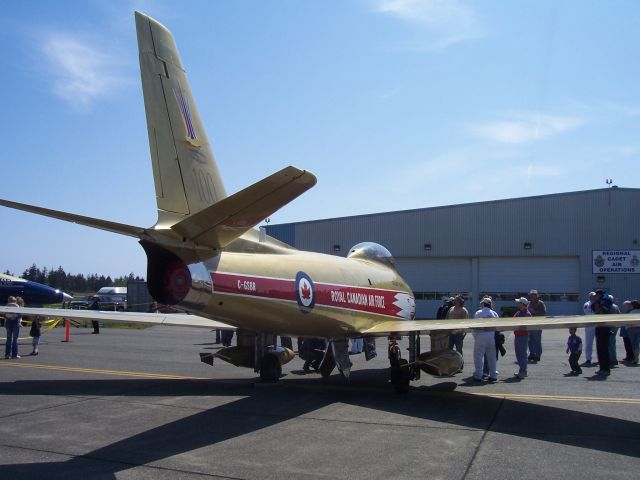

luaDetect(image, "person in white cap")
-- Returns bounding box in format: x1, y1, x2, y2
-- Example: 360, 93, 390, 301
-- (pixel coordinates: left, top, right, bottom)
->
472, 296, 499, 382
512, 297, 532, 379
527, 289, 546, 362
581, 292, 597, 367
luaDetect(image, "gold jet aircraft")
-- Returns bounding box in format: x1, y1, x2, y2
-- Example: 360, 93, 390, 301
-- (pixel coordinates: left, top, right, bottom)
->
1, 12, 638, 392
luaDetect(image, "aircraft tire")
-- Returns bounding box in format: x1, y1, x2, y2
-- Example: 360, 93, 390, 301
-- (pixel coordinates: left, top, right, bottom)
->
390, 358, 410, 394
259, 353, 282, 383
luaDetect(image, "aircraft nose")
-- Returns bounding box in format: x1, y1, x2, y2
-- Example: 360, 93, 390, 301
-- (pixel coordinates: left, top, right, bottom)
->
62, 292, 74, 302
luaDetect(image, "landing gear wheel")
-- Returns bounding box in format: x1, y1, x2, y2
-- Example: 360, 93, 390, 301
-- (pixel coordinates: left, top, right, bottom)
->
259, 353, 282, 383
319, 354, 336, 379
390, 358, 410, 394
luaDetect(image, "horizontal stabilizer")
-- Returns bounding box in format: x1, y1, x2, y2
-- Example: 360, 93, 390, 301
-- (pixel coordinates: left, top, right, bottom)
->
0, 306, 235, 330
170, 166, 316, 248
0, 199, 144, 238
363, 313, 640, 336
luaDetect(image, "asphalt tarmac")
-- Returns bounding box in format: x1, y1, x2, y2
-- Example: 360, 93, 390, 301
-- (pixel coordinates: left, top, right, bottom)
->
1, 325, 639, 479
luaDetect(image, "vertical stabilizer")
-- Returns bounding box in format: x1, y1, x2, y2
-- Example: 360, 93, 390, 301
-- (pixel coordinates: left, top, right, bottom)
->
135, 12, 227, 226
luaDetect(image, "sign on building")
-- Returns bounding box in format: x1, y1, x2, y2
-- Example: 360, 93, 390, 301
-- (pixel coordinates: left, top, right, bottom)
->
592, 250, 640, 274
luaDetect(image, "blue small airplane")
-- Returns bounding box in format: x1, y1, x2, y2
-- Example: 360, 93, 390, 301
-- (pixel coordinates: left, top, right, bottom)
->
0, 273, 72, 306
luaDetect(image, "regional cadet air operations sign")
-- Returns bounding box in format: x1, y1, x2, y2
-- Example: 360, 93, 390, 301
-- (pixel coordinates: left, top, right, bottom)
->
592, 250, 640, 274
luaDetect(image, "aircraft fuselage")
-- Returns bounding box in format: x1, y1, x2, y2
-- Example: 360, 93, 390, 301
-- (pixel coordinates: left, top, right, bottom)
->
0, 274, 71, 306
180, 244, 416, 338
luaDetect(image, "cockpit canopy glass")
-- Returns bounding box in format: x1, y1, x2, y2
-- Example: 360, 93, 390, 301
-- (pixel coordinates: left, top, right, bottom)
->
347, 242, 395, 267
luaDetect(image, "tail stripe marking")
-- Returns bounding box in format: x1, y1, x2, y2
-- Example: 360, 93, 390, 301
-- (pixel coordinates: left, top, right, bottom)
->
173, 84, 197, 140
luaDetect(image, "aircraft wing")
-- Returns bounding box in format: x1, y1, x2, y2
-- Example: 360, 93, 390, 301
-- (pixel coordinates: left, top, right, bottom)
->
0, 198, 145, 238
0, 307, 235, 330
363, 314, 640, 336
170, 166, 316, 249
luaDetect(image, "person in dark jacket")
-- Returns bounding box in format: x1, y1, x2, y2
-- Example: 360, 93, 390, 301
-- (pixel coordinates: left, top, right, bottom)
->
566, 328, 583, 374
593, 290, 612, 376
30, 316, 42, 355
89, 296, 100, 334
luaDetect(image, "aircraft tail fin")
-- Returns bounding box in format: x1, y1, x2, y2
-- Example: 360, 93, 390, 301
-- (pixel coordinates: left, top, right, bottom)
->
171, 166, 316, 249
0, 14, 316, 254
135, 11, 227, 224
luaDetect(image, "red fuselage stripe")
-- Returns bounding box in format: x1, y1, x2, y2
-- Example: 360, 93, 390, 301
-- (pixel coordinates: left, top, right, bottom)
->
210, 272, 405, 317
212, 272, 294, 302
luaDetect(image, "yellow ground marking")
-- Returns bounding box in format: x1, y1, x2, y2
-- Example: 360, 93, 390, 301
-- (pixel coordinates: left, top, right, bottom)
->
467, 391, 640, 405
2, 362, 639, 404
1, 318, 63, 340
0, 362, 209, 380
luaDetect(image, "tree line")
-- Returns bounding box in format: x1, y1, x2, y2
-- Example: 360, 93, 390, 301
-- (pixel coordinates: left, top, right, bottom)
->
3, 264, 144, 295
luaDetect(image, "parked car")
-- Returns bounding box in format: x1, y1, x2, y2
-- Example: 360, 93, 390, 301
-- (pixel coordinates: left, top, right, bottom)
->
97, 294, 127, 311
96, 287, 127, 311
69, 292, 127, 311
69, 295, 93, 309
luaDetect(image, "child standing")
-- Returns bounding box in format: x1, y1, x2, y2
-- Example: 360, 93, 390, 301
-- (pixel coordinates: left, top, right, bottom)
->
566, 327, 582, 374
29, 316, 41, 356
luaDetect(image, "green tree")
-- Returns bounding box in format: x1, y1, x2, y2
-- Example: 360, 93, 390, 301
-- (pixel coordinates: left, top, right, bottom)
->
16, 264, 144, 293
22, 264, 39, 281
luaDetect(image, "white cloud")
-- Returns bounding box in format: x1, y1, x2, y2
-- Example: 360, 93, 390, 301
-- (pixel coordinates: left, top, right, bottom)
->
376, 87, 401, 102
596, 100, 640, 118
374, 0, 483, 51
596, 145, 639, 164
526, 163, 564, 181
470, 113, 585, 144
613, 145, 638, 157
381, 144, 572, 209
385, 147, 503, 196
41, 33, 129, 110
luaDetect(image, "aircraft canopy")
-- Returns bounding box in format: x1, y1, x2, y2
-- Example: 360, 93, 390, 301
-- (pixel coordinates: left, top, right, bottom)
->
347, 242, 395, 267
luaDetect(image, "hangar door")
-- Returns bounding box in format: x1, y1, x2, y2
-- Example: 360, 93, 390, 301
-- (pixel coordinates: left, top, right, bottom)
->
479, 257, 580, 315
395, 258, 472, 318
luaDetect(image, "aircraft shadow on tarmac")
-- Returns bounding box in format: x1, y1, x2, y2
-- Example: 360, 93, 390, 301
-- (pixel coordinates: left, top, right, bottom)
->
1, 373, 639, 479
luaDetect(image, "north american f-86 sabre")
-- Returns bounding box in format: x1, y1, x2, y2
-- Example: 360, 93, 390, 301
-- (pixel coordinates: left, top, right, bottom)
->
2, 12, 638, 393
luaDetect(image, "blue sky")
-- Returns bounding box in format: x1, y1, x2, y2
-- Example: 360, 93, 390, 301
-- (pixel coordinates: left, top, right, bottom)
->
1, 0, 638, 281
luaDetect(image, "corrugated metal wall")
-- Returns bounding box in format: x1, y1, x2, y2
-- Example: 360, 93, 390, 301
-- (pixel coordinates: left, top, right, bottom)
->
264, 224, 295, 246
478, 258, 579, 291
394, 258, 472, 291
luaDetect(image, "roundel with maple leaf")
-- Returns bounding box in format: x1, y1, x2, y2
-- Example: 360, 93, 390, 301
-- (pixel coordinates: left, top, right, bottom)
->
295, 271, 315, 313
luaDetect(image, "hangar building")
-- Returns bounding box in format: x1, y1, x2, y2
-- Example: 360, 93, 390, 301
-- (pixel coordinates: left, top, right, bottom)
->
265, 187, 640, 318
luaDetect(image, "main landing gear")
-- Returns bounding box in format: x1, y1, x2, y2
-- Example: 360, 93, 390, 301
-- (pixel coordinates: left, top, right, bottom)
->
259, 352, 282, 383
388, 332, 420, 394
254, 333, 294, 384
199, 330, 295, 383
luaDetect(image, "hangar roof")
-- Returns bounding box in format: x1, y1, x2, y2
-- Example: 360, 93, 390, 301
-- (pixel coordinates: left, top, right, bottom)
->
272, 187, 639, 227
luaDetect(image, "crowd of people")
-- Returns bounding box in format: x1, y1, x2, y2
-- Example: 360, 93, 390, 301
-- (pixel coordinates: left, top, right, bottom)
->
435, 288, 640, 383
4, 289, 640, 380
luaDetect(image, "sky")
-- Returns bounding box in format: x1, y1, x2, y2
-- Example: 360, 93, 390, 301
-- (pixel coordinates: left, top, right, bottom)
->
1, 0, 639, 280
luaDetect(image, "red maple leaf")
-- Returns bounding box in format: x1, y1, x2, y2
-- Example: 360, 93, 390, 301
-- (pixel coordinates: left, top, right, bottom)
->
301, 282, 311, 300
